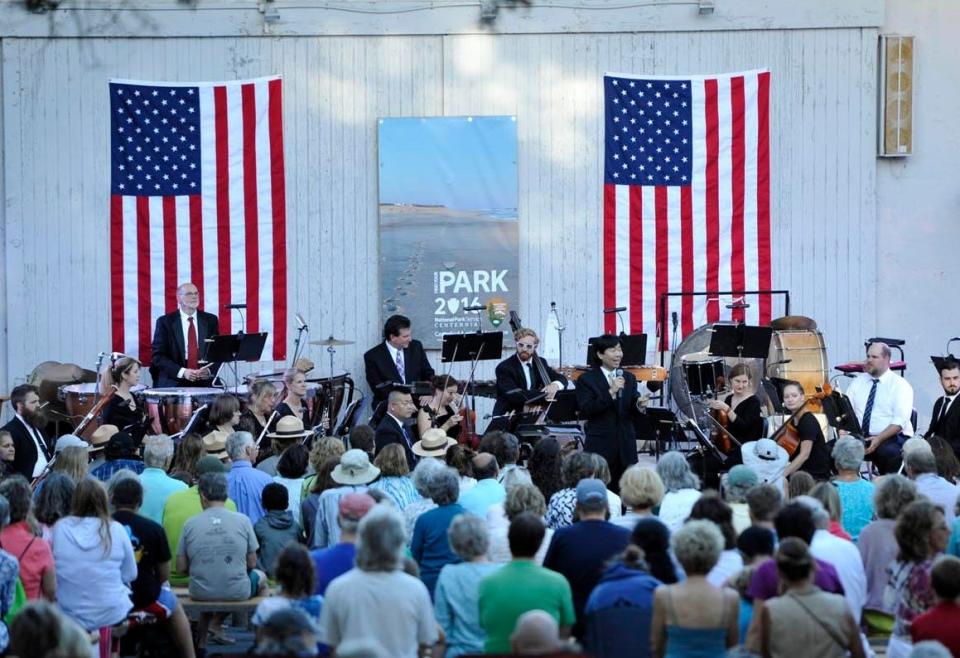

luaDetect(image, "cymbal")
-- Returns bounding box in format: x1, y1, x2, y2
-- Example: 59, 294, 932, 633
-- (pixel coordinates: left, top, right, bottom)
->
309, 336, 355, 347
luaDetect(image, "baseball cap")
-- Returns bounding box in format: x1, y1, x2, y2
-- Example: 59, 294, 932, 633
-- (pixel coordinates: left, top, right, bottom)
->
575, 478, 607, 504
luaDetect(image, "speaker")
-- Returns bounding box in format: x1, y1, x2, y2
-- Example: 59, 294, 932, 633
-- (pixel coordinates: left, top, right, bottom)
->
878, 35, 914, 157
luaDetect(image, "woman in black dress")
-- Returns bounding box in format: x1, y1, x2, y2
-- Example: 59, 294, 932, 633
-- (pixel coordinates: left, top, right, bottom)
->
780, 380, 832, 481
101, 357, 149, 443
276, 368, 311, 426
707, 362, 765, 443
416, 375, 463, 441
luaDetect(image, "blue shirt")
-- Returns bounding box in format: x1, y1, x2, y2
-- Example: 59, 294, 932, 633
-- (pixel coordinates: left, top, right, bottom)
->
227, 460, 274, 525
139, 467, 188, 524
410, 503, 466, 597
434, 561, 501, 657
311, 485, 368, 549
458, 479, 506, 517
311, 543, 356, 596
369, 476, 421, 511
91, 459, 145, 483
833, 478, 875, 542
585, 562, 660, 658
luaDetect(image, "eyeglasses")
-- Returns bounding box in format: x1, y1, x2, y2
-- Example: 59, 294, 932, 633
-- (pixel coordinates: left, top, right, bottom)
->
517, 343, 537, 349
180, 291, 199, 298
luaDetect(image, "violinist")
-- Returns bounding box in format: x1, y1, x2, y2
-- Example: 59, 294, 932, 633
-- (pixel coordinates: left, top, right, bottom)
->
417, 375, 463, 441
779, 381, 832, 481
706, 363, 764, 447
492, 328, 568, 419
101, 357, 149, 443
276, 368, 311, 426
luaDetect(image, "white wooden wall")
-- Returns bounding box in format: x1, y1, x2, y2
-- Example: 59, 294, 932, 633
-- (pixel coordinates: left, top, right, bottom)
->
1, 2, 884, 423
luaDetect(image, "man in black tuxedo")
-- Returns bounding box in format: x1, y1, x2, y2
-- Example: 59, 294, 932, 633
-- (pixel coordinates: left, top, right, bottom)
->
364, 314, 434, 406
0, 384, 53, 479
373, 390, 419, 468
150, 282, 220, 387
492, 328, 567, 419
575, 335, 648, 491
927, 358, 960, 454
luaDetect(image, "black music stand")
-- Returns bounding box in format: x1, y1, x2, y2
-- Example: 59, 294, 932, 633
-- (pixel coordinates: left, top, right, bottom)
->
586, 333, 647, 367
544, 390, 579, 423
206, 333, 268, 391
442, 331, 504, 422
708, 324, 772, 360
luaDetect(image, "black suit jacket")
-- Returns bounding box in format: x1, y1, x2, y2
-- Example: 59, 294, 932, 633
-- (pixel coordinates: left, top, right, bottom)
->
492, 354, 568, 417
575, 368, 641, 473
150, 309, 220, 387
1, 417, 51, 480
927, 395, 960, 448
374, 414, 417, 468
364, 340, 435, 405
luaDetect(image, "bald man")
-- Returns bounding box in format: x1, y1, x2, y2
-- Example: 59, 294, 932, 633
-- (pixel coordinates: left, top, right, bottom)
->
510, 610, 567, 655
846, 341, 914, 474
150, 282, 220, 387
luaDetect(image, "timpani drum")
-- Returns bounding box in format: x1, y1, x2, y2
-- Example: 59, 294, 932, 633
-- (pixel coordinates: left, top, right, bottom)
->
139, 387, 222, 435
58, 383, 147, 439
766, 329, 828, 394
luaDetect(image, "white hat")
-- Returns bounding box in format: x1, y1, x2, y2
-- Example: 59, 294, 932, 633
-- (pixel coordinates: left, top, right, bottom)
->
332, 449, 381, 486
412, 428, 457, 457
741, 439, 789, 474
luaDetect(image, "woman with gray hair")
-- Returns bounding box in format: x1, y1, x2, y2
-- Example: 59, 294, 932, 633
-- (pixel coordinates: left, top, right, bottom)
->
403, 458, 446, 537
655, 451, 701, 534
830, 436, 874, 542
434, 515, 500, 657
319, 505, 439, 657
410, 466, 466, 597
650, 520, 739, 657
858, 474, 918, 634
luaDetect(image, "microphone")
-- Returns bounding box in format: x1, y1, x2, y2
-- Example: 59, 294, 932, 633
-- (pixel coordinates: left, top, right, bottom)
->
550, 301, 557, 309
604, 306, 627, 314
464, 305, 486, 312
671, 311, 678, 331
295, 313, 308, 331
224, 303, 247, 309
615, 368, 623, 399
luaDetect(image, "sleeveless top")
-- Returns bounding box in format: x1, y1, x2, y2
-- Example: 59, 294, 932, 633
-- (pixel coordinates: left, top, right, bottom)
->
664, 585, 731, 658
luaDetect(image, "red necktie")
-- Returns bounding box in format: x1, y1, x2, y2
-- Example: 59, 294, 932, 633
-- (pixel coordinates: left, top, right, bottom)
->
187, 316, 199, 369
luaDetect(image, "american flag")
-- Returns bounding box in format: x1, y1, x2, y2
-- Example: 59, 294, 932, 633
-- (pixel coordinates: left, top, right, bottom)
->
109, 76, 288, 364
602, 70, 772, 349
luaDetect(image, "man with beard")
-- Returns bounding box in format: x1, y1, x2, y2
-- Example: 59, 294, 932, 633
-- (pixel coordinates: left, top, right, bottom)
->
847, 341, 914, 474
0, 384, 53, 479
926, 358, 960, 455
492, 328, 567, 421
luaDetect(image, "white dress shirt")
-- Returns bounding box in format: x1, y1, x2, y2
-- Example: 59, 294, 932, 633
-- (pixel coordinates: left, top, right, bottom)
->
914, 473, 959, 524
16, 413, 48, 478
846, 369, 914, 436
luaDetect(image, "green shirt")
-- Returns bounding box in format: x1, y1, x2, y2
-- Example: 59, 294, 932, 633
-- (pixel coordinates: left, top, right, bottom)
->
162, 486, 237, 586
478, 560, 575, 653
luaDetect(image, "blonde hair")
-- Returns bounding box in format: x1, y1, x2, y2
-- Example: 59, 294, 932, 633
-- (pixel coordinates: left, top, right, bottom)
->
53, 447, 89, 484
513, 328, 539, 343
619, 465, 665, 510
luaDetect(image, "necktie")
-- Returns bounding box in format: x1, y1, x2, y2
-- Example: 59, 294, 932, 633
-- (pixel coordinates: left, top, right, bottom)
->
395, 349, 405, 384
187, 316, 199, 369
34, 427, 50, 460
861, 378, 879, 435
524, 362, 533, 389
941, 397, 953, 423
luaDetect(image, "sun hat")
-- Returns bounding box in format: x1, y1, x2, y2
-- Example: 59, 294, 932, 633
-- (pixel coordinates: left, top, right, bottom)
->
412, 428, 457, 457
331, 449, 381, 486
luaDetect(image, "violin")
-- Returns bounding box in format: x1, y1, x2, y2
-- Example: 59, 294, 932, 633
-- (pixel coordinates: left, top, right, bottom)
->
771, 382, 833, 457
456, 396, 479, 449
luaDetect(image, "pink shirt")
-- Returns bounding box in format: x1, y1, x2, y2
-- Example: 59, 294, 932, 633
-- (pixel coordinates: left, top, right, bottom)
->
0, 521, 54, 600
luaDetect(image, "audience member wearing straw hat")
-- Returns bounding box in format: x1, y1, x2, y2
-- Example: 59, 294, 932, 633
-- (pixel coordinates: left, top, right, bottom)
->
311, 450, 380, 549
87, 424, 118, 472
258, 416, 312, 476
413, 428, 457, 459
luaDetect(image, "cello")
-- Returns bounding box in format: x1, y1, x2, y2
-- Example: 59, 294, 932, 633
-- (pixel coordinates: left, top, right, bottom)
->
769, 382, 833, 457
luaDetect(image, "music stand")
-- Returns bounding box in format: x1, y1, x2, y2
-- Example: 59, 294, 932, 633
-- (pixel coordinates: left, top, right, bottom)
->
442, 331, 504, 421
205, 333, 268, 391
708, 324, 772, 360
586, 333, 647, 367
544, 390, 579, 423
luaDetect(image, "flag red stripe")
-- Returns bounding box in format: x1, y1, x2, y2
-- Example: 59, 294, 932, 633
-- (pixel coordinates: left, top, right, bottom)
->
629, 186, 643, 333
730, 76, 746, 323
268, 78, 287, 358
680, 186, 694, 337
189, 195, 204, 308
241, 84, 260, 333
654, 187, 668, 350
162, 196, 178, 312
602, 184, 617, 335
136, 197, 152, 364
756, 72, 772, 324
110, 195, 125, 352
704, 79, 720, 323
214, 85, 232, 332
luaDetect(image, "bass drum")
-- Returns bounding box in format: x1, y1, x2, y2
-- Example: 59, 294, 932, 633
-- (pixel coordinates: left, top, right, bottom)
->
766, 330, 828, 395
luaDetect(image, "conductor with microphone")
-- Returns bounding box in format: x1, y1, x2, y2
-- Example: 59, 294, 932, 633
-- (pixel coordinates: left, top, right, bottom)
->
150, 282, 220, 387
576, 334, 647, 491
